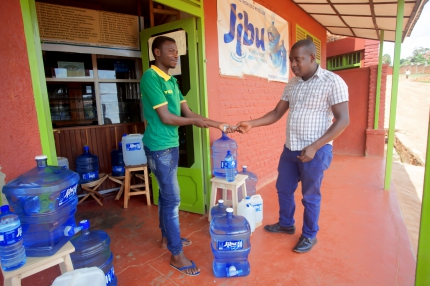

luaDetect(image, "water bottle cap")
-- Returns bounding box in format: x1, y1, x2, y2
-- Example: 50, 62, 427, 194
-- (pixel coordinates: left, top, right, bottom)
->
0, 205, 9, 213
242, 165, 247, 169
84, 145, 89, 151
35, 155, 47, 160
79, 220, 90, 230
226, 208, 233, 213
227, 150, 231, 155
218, 199, 224, 204
123, 134, 127, 137
246, 196, 251, 200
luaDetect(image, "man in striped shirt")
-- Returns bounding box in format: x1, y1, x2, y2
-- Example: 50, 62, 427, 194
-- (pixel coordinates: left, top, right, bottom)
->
236, 39, 349, 253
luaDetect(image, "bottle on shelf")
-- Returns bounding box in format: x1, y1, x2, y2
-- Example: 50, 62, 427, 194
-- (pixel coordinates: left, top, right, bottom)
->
225, 150, 236, 182
0, 205, 26, 271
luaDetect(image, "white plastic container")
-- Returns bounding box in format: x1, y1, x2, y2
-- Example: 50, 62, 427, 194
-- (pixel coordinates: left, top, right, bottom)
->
249, 195, 263, 225
57, 157, 69, 169
237, 198, 256, 232
122, 134, 147, 166
52, 267, 105, 286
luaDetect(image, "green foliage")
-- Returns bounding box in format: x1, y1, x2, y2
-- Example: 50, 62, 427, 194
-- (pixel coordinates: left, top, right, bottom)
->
400, 47, 430, 66
382, 54, 391, 65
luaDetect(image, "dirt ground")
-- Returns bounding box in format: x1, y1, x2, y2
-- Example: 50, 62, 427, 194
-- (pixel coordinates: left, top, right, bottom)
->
384, 74, 429, 256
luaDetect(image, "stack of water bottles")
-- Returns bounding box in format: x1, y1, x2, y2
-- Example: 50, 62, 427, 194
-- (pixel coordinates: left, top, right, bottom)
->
2, 155, 80, 257
70, 220, 117, 286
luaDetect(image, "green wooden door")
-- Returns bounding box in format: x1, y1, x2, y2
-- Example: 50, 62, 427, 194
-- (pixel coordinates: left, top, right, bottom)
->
140, 18, 205, 214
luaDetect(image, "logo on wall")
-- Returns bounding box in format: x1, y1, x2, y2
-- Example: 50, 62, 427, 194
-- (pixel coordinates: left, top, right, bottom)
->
217, 0, 289, 82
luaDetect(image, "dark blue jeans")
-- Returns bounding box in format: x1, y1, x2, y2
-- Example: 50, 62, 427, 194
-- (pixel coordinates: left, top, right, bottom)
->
276, 145, 333, 239
144, 146, 182, 255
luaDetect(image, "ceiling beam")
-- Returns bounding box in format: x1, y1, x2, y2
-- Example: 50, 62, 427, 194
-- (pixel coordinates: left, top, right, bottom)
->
326, 0, 356, 37
369, 0, 380, 40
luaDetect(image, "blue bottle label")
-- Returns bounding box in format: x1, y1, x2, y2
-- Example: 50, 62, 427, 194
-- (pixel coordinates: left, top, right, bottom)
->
217, 240, 243, 250
253, 203, 262, 212
221, 160, 237, 169
105, 266, 115, 285
112, 166, 124, 173
82, 171, 99, 180
58, 183, 78, 206
0, 226, 23, 246
126, 142, 141, 151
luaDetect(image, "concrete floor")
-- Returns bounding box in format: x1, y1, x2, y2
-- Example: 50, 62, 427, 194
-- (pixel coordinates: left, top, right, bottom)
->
2, 155, 417, 285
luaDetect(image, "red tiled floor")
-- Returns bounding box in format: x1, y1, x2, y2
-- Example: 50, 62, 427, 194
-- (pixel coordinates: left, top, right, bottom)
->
1, 155, 416, 285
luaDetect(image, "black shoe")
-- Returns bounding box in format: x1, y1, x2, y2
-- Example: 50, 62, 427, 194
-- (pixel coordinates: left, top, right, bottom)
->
293, 235, 317, 253
264, 222, 296, 234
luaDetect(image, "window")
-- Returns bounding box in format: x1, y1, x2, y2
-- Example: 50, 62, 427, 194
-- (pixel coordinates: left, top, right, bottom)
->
327, 52, 362, 71
43, 51, 142, 128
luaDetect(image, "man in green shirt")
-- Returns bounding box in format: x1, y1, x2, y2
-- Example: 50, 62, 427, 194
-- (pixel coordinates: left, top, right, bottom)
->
141, 36, 229, 276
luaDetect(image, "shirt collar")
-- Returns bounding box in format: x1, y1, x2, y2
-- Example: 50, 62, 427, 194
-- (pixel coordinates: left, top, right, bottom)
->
151, 65, 171, 81
298, 65, 321, 82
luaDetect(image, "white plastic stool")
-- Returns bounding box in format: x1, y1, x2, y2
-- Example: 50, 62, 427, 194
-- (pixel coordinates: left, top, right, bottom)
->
1, 241, 75, 286
209, 174, 248, 221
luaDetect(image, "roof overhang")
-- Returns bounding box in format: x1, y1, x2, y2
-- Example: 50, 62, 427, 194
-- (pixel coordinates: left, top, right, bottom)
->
292, 0, 428, 42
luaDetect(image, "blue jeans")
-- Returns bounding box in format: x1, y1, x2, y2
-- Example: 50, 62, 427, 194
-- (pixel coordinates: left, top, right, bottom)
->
276, 145, 333, 239
144, 146, 182, 255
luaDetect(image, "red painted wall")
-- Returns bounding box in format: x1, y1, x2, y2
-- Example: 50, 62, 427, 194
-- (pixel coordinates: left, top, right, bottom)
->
333, 68, 370, 156
0, 0, 42, 182
326, 38, 366, 58
204, 0, 327, 188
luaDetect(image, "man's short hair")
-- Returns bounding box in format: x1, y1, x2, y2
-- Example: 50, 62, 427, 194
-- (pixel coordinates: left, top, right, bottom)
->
291, 39, 316, 56
151, 36, 176, 58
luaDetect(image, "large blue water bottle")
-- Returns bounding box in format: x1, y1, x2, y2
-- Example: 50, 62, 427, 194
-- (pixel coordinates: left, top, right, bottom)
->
0, 205, 26, 271
210, 208, 251, 277
111, 142, 125, 176
2, 155, 80, 256
70, 220, 117, 286
210, 199, 228, 221
76, 145, 99, 184
212, 132, 238, 178
225, 151, 236, 182
238, 165, 258, 202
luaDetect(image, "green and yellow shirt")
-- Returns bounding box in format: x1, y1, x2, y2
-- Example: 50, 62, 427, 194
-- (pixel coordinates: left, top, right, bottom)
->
140, 65, 186, 151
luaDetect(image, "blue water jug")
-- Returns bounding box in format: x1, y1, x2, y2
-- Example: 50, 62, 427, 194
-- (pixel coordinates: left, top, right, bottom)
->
238, 165, 258, 202
0, 205, 26, 271
225, 150, 236, 182
212, 132, 238, 178
210, 208, 251, 277
70, 220, 117, 286
111, 142, 125, 176
210, 199, 228, 221
2, 155, 80, 257
76, 145, 99, 184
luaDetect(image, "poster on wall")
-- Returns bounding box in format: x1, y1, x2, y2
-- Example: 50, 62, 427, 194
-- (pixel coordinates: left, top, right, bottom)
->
217, 0, 289, 82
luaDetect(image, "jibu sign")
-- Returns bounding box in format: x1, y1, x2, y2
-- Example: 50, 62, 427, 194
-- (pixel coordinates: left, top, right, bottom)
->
217, 0, 289, 82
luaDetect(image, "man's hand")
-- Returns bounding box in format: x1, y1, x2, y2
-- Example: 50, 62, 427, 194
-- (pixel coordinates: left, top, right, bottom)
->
218, 123, 235, 133
193, 118, 209, 128
235, 121, 253, 133
297, 145, 318, 162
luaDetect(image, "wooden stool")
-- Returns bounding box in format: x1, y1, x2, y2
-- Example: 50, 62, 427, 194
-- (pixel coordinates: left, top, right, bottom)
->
209, 174, 248, 221
78, 173, 108, 206
123, 165, 151, 208
107, 174, 125, 201
1, 241, 75, 286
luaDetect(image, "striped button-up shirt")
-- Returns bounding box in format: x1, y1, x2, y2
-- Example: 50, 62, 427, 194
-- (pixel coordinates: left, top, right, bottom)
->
281, 65, 349, 151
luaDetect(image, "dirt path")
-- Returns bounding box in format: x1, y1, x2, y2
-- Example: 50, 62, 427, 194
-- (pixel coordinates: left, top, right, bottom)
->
384, 74, 429, 256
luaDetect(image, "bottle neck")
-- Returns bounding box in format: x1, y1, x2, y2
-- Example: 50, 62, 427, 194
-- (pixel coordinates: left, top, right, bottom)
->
226, 212, 233, 218
36, 159, 48, 168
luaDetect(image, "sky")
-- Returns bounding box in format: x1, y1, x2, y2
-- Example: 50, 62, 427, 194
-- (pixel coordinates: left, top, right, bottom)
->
383, 2, 430, 61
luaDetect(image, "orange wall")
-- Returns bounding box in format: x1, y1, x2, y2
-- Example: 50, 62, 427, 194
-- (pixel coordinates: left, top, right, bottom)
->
204, 0, 327, 188
0, 0, 42, 182
326, 38, 379, 58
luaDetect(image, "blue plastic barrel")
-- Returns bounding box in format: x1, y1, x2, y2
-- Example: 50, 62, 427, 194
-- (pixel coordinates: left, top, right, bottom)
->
210, 200, 228, 221
70, 220, 117, 286
2, 155, 80, 257
212, 132, 238, 178
210, 208, 251, 277
111, 142, 125, 176
76, 145, 99, 184
0, 205, 26, 271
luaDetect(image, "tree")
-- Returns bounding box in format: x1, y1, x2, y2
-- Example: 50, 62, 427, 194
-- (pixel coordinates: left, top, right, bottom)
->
400, 46, 430, 66
382, 54, 391, 65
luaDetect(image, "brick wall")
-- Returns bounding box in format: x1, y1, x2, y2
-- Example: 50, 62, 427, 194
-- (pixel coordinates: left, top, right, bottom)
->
367, 65, 388, 129
204, 0, 327, 189
364, 41, 380, 67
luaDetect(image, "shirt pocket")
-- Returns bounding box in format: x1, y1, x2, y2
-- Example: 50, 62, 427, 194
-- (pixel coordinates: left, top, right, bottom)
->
302, 91, 329, 110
